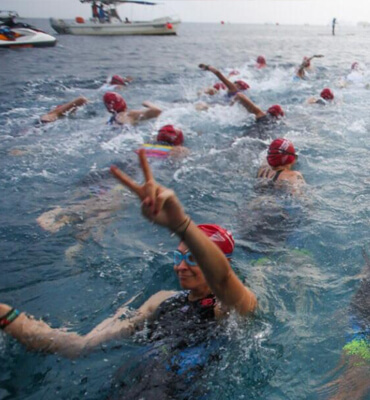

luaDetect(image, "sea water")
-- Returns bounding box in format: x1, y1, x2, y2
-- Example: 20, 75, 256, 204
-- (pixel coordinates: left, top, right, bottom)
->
0, 20, 369, 399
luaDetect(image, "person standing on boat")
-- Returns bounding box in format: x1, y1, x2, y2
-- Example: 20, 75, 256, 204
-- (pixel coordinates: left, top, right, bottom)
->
91, 1, 99, 20
98, 3, 106, 23
103, 92, 162, 126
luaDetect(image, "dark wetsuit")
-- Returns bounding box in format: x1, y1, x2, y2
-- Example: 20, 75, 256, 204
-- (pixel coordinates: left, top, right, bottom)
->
244, 114, 276, 141
110, 291, 221, 400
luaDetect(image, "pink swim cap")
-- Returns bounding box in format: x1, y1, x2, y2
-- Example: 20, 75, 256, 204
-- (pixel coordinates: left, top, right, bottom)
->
351, 62, 359, 70
267, 138, 297, 168
234, 80, 250, 91
197, 224, 235, 257
157, 125, 184, 146
267, 105, 285, 118
103, 92, 127, 113
320, 88, 334, 101
303, 56, 311, 67
110, 75, 126, 86
213, 82, 227, 91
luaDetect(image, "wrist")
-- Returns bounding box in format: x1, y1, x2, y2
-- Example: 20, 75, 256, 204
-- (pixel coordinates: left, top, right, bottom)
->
172, 215, 191, 240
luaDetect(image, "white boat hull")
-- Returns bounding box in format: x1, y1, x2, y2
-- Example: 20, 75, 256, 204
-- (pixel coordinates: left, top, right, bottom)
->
50, 17, 180, 36
0, 28, 57, 48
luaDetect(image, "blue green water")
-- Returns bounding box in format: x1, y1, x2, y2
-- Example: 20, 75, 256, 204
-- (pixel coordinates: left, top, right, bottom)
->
0, 20, 369, 399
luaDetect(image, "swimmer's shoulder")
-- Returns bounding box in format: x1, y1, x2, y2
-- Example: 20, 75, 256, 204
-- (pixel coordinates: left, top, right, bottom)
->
142, 290, 178, 316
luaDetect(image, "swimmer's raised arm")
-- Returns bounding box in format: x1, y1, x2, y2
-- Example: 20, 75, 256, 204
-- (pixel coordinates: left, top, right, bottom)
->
111, 150, 257, 315
233, 92, 266, 119
199, 64, 239, 94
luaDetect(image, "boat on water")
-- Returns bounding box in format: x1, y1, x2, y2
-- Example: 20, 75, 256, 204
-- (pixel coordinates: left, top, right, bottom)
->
0, 11, 57, 48
50, 0, 180, 36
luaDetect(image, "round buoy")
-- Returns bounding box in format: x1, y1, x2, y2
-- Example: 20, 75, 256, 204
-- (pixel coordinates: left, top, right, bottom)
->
166, 23, 173, 30
75, 16, 85, 24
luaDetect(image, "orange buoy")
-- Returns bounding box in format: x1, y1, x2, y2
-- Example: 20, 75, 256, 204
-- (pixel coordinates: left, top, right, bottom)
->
166, 22, 173, 29
75, 16, 85, 24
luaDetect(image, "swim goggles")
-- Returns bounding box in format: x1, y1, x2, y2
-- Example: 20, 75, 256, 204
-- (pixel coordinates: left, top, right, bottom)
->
173, 250, 197, 266
268, 149, 298, 159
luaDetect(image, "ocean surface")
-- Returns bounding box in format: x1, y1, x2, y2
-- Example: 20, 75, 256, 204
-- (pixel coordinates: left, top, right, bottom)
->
1, 19, 370, 399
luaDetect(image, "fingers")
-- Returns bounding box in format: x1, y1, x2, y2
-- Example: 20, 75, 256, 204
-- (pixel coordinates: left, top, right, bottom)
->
110, 165, 142, 196
138, 149, 154, 183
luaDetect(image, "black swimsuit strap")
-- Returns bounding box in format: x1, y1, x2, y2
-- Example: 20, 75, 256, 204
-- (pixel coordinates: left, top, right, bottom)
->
272, 169, 283, 182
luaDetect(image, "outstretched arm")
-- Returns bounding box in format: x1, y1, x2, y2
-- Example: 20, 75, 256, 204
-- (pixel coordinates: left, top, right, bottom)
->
199, 64, 239, 94
0, 290, 175, 358
110, 150, 257, 315
234, 92, 266, 119
40, 96, 88, 123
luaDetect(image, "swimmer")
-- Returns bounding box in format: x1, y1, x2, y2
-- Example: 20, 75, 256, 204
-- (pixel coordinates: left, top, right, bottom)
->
234, 92, 284, 123
198, 64, 250, 97
39, 96, 88, 123
257, 138, 305, 193
307, 88, 334, 105
320, 249, 370, 400
137, 125, 190, 160
0, 150, 257, 363
103, 91, 161, 126
296, 54, 324, 79
100, 74, 134, 91
256, 55, 267, 69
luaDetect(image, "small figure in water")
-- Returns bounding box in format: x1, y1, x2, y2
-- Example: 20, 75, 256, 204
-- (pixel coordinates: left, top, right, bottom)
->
256, 55, 267, 69
320, 249, 370, 400
257, 138, 305, 194
103, 91, 162, 126
198, 63, 250, 97
296, 54, 324, 79
100, 74, 133, 91
332, 18, 337, 36
307, 88, 335, 105
40, 96, 88, 123
0, 151, 257, 399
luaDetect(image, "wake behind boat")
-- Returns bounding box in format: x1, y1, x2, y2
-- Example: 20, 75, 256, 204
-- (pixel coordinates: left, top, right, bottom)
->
0, 11, 57, 48
50, 0, 180, 36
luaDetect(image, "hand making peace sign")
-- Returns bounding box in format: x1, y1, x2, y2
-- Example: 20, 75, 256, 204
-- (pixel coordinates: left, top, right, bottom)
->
110, 149, 188, 231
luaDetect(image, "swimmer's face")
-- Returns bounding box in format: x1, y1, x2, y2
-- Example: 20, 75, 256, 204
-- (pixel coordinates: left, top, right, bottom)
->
174, 242, 209, 291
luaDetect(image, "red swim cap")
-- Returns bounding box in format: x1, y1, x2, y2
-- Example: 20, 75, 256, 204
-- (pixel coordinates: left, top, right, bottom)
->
103, 92, 127, 113
257, 55, 266, 65
110, 75, 126, 86
303, 56, 311, 67
234, 80, 250, 91
320, 88, 334, 101
157, 125, 184, 146
197, 224, 235, 257
267, 138, 296, 167
213, 82, 227, 91
267, 104, 285, 118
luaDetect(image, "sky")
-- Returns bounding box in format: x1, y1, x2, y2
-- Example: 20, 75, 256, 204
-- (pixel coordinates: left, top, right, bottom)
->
1, 0, 370, 25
